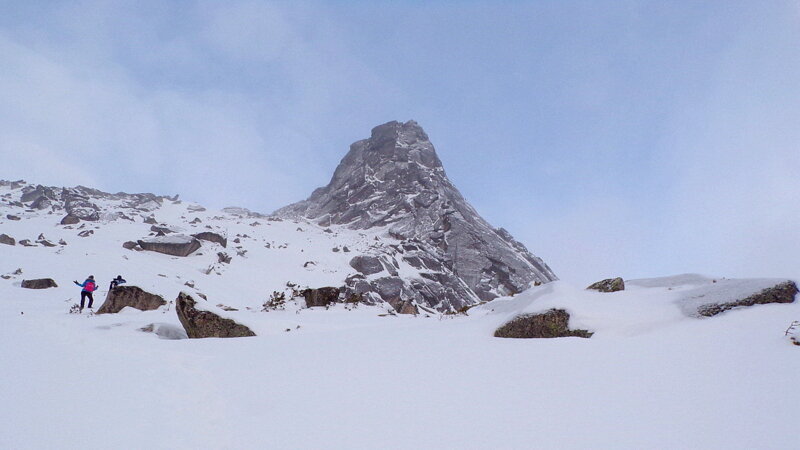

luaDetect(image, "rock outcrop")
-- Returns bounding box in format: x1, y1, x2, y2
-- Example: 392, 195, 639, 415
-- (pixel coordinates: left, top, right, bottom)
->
176, 292, 256, 338
21, 278, 58, 289
96, 286, 167, 314
494, 309, 593, 339
192, 232, 227, 248
696, 280, 797, 317
274, 120, 556, 312
302, 287, 340, 308
137, 235, 201, 257
587, 277, 625, 293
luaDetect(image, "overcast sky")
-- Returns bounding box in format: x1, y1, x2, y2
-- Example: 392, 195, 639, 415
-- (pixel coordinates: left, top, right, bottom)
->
1, 1, 798, 284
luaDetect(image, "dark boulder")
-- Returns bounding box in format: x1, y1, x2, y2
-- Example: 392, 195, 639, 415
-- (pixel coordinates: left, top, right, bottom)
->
97, 285, 167, 314
19, 239, 35, 247
494, 309, 593, 339
697, 281, 798, 317
137, 235, 201, 257
302, 287, 341, 307
176, 292, 256, 338
30, 196, 52, 210
21, 278, 58, 289
349, 255, 385, 275
122, 241, 139, 250
0, 234, 14, 246
192, 231, 227, 248
60, 214, 80, 225
587, 277, 625, 293
6, 214, 21, 221
150, 225, 174, 234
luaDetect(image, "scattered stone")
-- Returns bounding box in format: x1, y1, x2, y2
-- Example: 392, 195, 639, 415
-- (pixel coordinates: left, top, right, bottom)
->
77, 230, 94, 237
143, 215, 158, 224
122, 241, 139, 250
58, 239, 67, 246
342, 246, 350, 253
233, 238, 241, 244
176, 292, 256, 338
494, 309, 593, 339
21, 278, 58, 289
332, 247, 340, 252
6, 214, 21, 221
587, 277, 625, 293
217, 252, 232, 264
192, 231, 227, 248
19, 239, 35, 247
137, 235, 201, 257
97, 285, 167, 314
184, 281, 195, 288
0, 234, 15, 246
302, 287, 340, 308
190, 217, 202, 224
38, 239, 57, 247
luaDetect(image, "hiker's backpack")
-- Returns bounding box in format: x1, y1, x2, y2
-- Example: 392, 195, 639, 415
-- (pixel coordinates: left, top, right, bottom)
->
85, 281, 96, 292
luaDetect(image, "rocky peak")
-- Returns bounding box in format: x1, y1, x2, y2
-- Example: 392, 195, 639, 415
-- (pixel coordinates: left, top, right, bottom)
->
274, 120, 557, 311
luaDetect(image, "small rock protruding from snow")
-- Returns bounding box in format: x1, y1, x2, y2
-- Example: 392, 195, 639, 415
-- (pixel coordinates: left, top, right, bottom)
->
21, 278, 58, 289
176, 292, 256, 338
494, 309, 593, 339
587, 277, 625, 293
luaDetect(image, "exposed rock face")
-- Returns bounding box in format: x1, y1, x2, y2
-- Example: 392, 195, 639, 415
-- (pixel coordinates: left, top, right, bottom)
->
137, 235, 201, 257
192, 232, 227, 248
60, 214, 80, 225
494, 309, 593, 339
21, 278, 58, 289
349, 255, 385, 275
176, 292, 256, 338
696, 281, 797, 317
0, 234, 14, 246
302, 287, 340, 308
587, 277, 625, 293
96, 285, 167, 314
274, 120, 556, 311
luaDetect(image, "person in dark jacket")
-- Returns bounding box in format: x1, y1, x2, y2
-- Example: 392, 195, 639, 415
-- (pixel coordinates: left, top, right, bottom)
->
109, 275, 127, 290
73, 275, 98, 312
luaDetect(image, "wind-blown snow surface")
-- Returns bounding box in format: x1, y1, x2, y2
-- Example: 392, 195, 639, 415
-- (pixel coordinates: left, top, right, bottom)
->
1, 194, 799, 448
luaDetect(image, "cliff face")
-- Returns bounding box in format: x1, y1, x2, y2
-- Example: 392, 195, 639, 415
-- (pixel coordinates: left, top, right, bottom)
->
275, 120, 556, 311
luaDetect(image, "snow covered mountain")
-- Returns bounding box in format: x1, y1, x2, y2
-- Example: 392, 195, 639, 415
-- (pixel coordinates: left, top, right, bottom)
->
1, 172, 799, 448
276, 120, 556, 311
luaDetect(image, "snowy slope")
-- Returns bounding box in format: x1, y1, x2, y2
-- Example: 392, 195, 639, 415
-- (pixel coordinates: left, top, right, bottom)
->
1, 181, 799, 449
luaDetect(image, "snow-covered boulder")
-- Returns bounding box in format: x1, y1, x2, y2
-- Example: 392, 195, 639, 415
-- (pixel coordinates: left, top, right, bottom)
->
139, 323, 188, 340
96, 286, 166, 314
688, 280, 797, 317
20, 278, 58, 289
176, 292, 255, 338
587, 277, 625, 292
137, 235, 201, 257
494, 309, 593, 339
